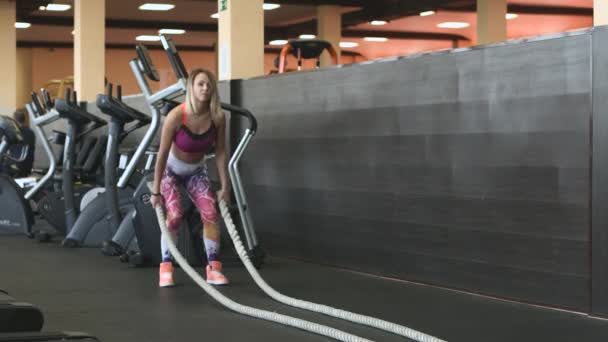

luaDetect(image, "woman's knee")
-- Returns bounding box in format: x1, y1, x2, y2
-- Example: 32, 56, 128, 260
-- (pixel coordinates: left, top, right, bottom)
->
203, 221, 220, 240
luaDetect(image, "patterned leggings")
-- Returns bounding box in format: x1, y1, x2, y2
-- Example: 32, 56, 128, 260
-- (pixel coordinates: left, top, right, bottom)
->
160, 166, 220, 263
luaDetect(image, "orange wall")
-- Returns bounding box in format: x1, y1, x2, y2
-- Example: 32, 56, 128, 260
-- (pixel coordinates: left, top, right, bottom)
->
30, 47, 217, 97
26, 47, 364, 102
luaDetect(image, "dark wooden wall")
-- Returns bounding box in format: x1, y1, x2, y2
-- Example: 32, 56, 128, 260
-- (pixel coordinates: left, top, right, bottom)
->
221, 30, 593, 311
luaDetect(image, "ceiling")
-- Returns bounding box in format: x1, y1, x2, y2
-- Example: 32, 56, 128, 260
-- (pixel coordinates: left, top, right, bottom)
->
15, 0, 594, 60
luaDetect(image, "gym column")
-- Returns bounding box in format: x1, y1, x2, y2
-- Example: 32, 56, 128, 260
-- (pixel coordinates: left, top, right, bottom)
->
317, 5, 341, 67
477, 0, 507, 45
595, 0, 608, 26
217, 0, 264, 81
16, 49, 33, 111
0, 0, 16, 113
74, 0, 105, 102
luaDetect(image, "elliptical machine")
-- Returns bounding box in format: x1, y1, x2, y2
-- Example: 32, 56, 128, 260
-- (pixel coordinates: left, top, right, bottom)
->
0, 90, 66, 236
0, 115, 35, 235
106, 36, 206, 266
30, 89, 107, 241
62, 83, 151, 248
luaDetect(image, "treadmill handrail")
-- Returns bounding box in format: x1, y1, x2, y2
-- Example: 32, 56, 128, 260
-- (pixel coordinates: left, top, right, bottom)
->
118, 56, 186, 188
24, 103, 59, 201
97, 94, 151, 124
161, 34, 188, 81
55, 98, 107, 141
220, 103, 258, 134
54, 99, 106, 126
108, 96, 151, 123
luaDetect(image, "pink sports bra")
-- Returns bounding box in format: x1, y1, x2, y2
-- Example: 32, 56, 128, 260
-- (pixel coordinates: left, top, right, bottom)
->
173, 103, 216, 154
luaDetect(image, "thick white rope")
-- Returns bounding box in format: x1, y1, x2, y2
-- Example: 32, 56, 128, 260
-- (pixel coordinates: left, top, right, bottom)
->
219, 199, 447, 342
153, 204, 373, 342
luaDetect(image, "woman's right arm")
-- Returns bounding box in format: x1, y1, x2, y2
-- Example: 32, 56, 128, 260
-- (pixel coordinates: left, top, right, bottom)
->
151, 107, 179, 206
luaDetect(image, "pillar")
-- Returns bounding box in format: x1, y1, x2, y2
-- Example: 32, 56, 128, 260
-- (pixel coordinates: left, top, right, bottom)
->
595, 0, 608, 26
477, 0, 507, 45
16, 48, 33, 111
218, 0, 264, 80
0, 0, 16, 112
74, 0, 105, 102
317, 5, 341, 67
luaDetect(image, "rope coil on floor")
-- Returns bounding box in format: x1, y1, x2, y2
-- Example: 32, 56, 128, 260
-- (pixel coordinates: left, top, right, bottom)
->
153, 205, 373, 342
219, 199, 448, 342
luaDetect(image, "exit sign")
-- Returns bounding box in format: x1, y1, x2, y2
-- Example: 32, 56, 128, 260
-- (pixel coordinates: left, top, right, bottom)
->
220, 0, 228, 11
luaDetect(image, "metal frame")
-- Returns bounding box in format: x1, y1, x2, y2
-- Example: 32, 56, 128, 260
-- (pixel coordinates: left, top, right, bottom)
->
117, 61, 185, 188
228, 128, 258, 250
24, 103, 60, 200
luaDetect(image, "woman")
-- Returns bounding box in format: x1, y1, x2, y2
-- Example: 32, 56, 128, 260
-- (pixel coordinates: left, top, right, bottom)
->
150, 68, 230, 287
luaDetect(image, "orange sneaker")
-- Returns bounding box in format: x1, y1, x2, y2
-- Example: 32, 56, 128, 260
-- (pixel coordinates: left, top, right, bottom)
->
206, 261, 229, 285
159, 261, 175, 287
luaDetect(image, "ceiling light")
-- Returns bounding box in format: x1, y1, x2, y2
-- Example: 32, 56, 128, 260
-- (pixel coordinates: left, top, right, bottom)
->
139, 3, 175, 11
364, 37, 388, 42
420, 10, 435, 16
39, 6, 46, 10
269, 40, 288, 45
370, 20, 387, 26
211, 13, 219, 19
136, 35, 161, 41
340, 42, 358, 48
299, 34, 316, 39
159, 29, 185, 34
437, 22, 470, 29
15, 22, 31, 29
45, 4, 71, 11
506, 13, 518, 20
263, 3, 280, 10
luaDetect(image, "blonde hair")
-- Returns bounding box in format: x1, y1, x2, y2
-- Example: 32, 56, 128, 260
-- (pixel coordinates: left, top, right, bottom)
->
185, 68, 224, 126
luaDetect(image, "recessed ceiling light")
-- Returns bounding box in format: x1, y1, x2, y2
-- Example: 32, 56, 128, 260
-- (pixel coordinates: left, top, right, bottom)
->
437, 22, 470, 29
269, 40, 288, 45
420, 10, 435, 16
340, 42, 359, 48
299, 34, 316, 39
370, 20, 387, 26
46, 4, 71, 11
139, 3, 175, 11
263, 3, 280, 10
15, 22, 31, 29
506, 13, 518, 20
136, 35, 161, 41
159, 29, 185, 34
211, 13, 219, 19
364, 37, 388, 42
39, 5, 46, 10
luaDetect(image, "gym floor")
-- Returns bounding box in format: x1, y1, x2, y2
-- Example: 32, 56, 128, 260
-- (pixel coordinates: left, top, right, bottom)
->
2, 231, 608, 342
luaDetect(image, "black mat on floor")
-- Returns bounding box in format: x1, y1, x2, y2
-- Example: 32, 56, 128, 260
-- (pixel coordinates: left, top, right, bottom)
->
2, 233, 608, 342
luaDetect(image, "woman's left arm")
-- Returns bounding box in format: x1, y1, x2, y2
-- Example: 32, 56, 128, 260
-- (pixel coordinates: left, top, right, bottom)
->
215, 118, 231, 203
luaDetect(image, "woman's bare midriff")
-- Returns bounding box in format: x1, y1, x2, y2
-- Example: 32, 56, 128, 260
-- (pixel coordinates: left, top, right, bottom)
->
171, 146, 206, 164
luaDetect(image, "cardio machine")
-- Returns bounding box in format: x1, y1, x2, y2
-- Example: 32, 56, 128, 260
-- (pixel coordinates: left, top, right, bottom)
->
62, 83, 151, 248
29, 89, 107, 241
0, 116, 35, 235
0, 90, 69, 236
102, 36, 207, 266
276, 39, 338, 74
